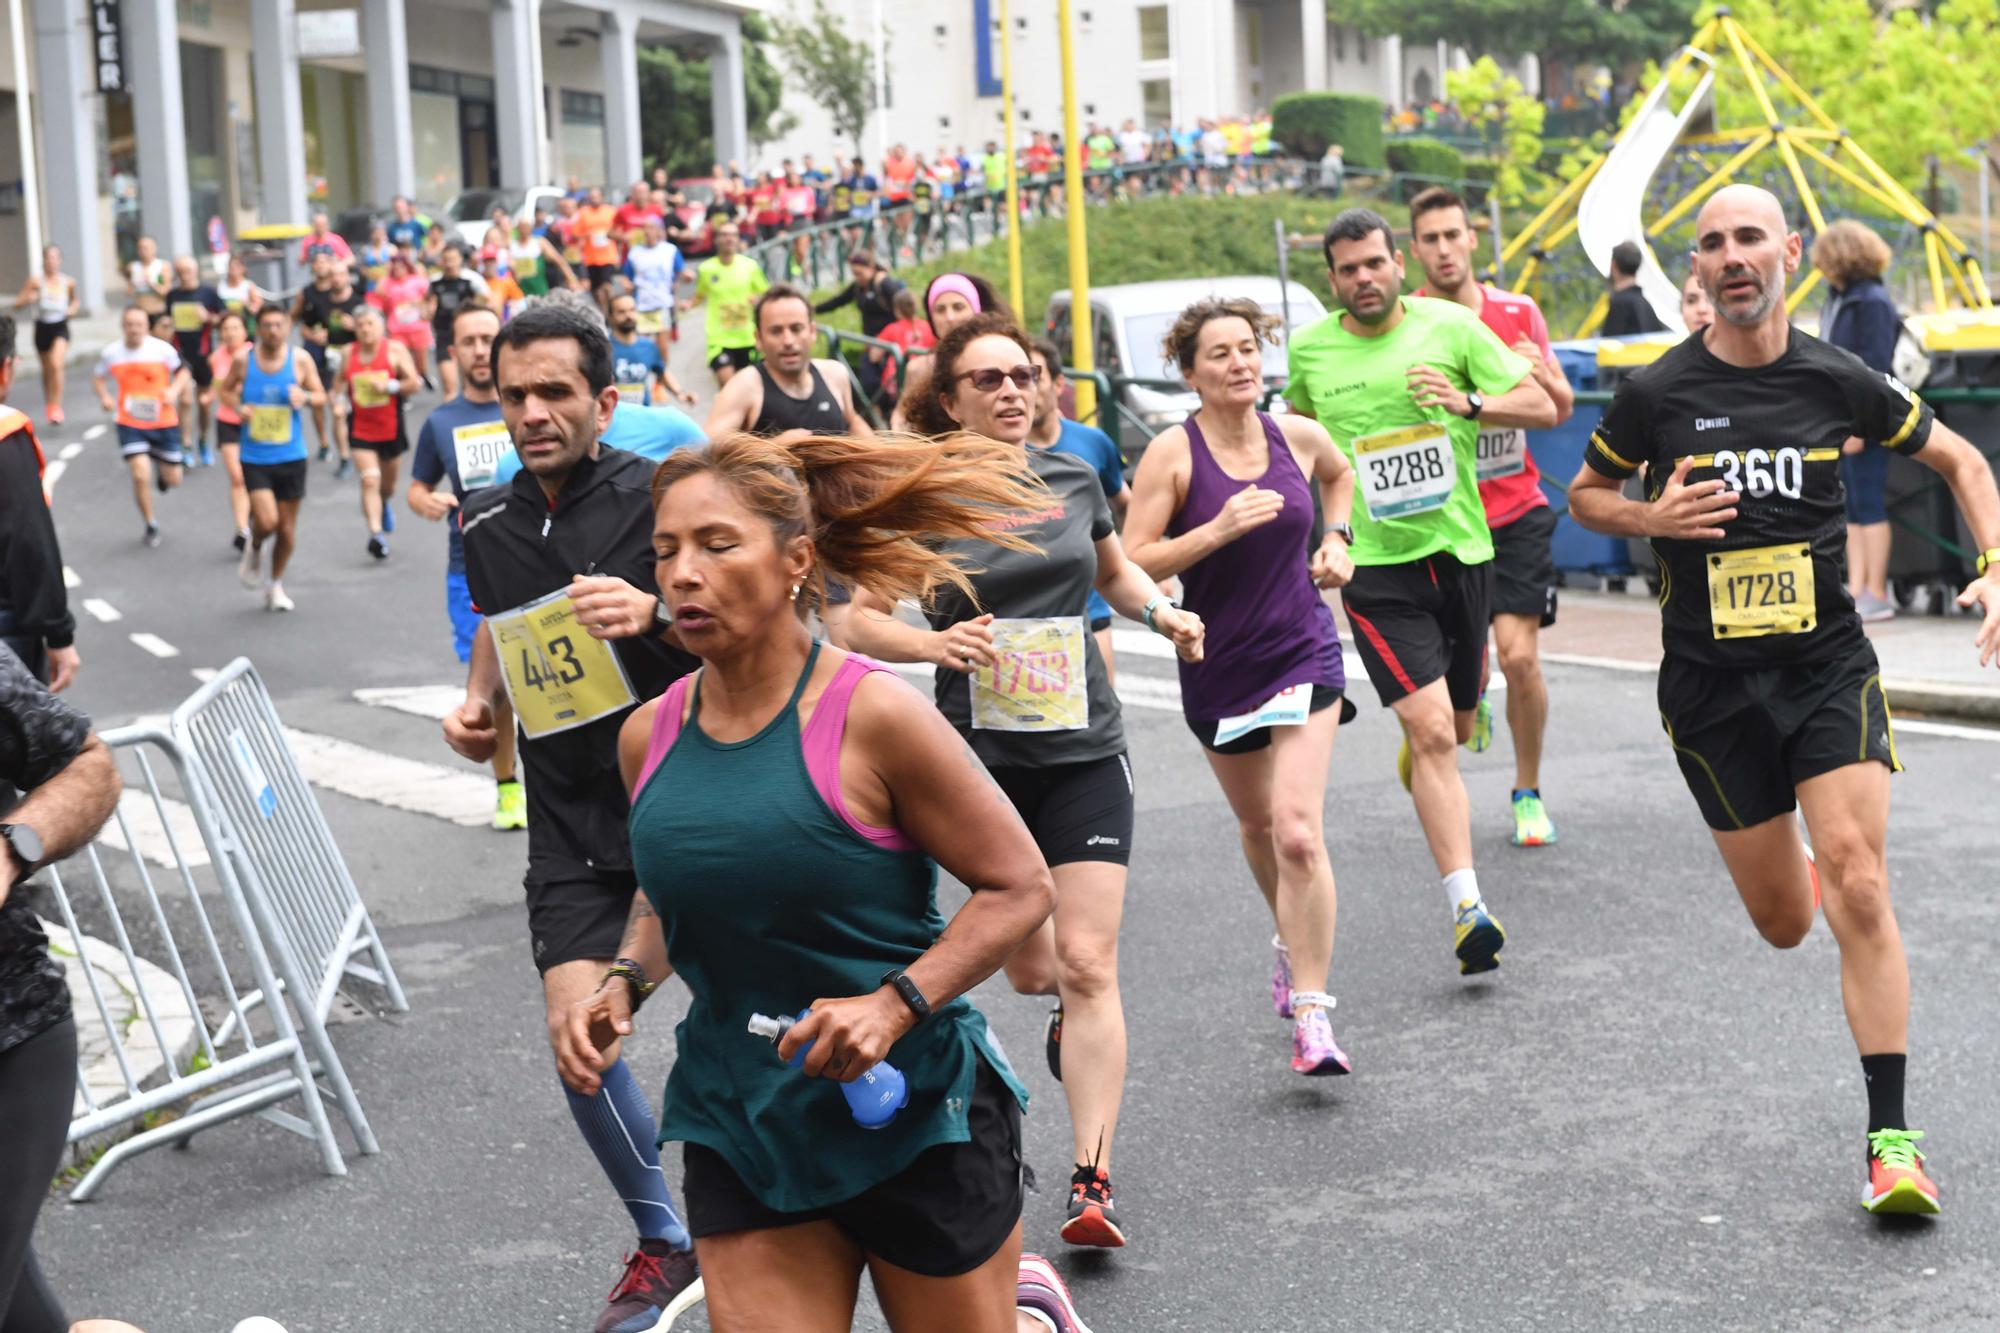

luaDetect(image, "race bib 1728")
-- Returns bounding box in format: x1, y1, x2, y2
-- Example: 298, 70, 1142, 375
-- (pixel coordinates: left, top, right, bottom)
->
1707, 543, 1816, 639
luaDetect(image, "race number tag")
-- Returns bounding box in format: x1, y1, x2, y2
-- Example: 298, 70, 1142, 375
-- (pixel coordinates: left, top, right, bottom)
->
1354, 422, 1455, 519
392, 302, 420, 327
635, 309, 665, 335
171, 302, 204, 333
1707, 543, 1815, 639
590, 231, 610, 250
1211, 683, 1313, 748
125, 395, 162, 423
248, 405, 292, 443
616, 382, 647, 404
971, 617, 1088, 733
1474, 427, 1527, 482
352, 373, 391, 409
488, 591, 639, 739
452, 419, 514, 490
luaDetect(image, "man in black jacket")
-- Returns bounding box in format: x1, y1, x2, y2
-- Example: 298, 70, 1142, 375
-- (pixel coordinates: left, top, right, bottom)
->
0, 312, 80, 691
1601, 239, 1667, 337
813, 250, 905, 401
441, 303, 703, 1332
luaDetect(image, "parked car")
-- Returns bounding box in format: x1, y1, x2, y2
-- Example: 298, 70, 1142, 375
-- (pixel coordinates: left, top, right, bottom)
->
442, 186, 567, 250
1044, 276, 1328, 463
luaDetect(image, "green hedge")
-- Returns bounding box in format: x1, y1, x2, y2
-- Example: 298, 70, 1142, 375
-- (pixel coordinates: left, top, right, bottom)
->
1460, 157, 1499, 207
1272, 92, 1385, 169
1384, 138, 1466, 200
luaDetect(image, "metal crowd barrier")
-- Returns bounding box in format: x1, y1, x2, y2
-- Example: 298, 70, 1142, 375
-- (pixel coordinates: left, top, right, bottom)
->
51, 726, 358, 1200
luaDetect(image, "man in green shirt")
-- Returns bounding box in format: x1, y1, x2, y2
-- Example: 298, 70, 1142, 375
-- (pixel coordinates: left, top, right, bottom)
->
679, 222, 768, 385
1285, 207, 1555, 978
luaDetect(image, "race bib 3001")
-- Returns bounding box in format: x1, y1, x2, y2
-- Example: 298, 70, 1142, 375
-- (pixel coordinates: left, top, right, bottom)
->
452, 419, 515, 491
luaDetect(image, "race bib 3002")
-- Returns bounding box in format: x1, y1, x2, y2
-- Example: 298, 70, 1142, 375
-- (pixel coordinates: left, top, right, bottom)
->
1475, 427, 1528, 482
971, 617, 1088, 733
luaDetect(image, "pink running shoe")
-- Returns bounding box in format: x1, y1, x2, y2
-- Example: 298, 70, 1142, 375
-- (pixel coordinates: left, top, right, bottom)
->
1288, 992, 1351, 1077
1017, 1253, 1094, 1333
1271, 934, 1293, 1019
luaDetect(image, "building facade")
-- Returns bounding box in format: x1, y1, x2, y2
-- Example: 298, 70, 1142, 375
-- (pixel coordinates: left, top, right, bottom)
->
9, 0, 753, 310
757, 1, 1535, 168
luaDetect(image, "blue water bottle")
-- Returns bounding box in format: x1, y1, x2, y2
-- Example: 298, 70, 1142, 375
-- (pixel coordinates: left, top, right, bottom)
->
748, 1009, 909, 1130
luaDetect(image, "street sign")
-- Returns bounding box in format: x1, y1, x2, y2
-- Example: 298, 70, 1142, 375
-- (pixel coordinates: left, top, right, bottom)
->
91, 0, 124, 94
297, 9, 361, 60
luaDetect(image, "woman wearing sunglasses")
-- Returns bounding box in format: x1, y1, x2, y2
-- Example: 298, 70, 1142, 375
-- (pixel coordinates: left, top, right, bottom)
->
845, 313, 1204, 1254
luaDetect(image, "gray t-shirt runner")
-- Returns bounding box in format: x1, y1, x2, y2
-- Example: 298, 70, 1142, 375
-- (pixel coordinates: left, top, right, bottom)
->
925, 447, 1124, 769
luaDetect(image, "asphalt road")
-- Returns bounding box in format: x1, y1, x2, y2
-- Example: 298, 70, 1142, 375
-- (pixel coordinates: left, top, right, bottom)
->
23, 364, 2000, 1333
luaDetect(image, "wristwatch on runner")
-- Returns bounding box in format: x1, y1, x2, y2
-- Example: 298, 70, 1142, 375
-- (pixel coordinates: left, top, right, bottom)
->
880, 968, 932, 1022
1977, 547, 2000, 575
1460, 390, 1484, 420
651, 597, 674, 634
0, 822, 44, 879
1326, 522, 1354, 546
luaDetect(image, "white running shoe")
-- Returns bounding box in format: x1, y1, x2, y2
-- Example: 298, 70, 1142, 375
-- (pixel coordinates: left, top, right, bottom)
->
238, 541, 263, 589
264, 582, 294, 613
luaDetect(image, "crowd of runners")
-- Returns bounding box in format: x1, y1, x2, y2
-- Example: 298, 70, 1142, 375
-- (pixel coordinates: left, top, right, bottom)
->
4, 161, 2000, 1333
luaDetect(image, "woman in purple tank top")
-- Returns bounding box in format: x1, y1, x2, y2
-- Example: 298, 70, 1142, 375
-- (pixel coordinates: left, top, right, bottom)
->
1124, 298, 1362, 1078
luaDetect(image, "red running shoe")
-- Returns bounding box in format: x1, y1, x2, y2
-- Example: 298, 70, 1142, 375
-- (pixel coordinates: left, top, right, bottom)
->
595, 1242, 704, 1333
1060, 1163, 1126, 1248
1864, 1128, 1940, 1216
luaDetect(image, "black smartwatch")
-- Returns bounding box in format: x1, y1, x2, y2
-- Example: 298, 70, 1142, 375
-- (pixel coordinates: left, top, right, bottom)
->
1326, 522, 1354, 546
1461, 390, 1485, 420
0, 823, 45, 878
651, 597, 673, 633
880, 968, 932, 1023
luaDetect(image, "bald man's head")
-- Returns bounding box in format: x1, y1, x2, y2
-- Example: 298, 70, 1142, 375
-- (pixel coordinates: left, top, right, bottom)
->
1692, 184, 1800, 329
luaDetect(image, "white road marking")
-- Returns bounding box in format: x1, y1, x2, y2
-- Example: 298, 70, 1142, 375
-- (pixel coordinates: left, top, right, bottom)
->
84, 424, 108, 441
282, 728, 496, 827
1543, 651, 1661, 674
58, 441, 82, 461
95, 788, 211, 868
128, 633, 180, 658
42, 460, 64, 492
190, 667, 217, 683
81, 598, 121, 623
352, 684, 463, 721
1895, 718, 2000, 743
62, 566, 80, 588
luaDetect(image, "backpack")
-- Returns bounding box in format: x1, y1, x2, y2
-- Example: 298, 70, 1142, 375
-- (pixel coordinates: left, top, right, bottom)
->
1824, 285, 1931, 389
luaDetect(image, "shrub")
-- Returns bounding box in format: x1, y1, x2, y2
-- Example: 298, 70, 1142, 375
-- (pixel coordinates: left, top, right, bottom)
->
1385, 138, 1466, 200
1460, 157, 1500, 207
1273, 92, 1385, 169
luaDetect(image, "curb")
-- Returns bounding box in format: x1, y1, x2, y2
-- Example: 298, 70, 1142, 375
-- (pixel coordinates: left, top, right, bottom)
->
42, 917, 200, 1120
1882, 678, 2000, 724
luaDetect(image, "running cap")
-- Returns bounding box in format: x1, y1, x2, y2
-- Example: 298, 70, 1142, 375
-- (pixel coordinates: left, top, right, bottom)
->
927, 273, 982, 315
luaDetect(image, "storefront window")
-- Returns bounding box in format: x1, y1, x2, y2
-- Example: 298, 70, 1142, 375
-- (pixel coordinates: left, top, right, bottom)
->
181, 42, 227, 249
300, 64, 366, 211
558, 90, 607, 191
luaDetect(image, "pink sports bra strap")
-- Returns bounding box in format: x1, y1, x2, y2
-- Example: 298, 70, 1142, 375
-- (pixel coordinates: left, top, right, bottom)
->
801, 655, 921, 852
631, 673, 694, 798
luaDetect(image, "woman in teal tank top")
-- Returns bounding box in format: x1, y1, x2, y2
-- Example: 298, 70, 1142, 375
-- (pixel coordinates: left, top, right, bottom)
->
555, 430, 1095, 1332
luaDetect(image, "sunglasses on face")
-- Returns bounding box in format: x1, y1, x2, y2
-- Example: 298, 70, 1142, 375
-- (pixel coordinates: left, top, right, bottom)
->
955, 364, 1042, 392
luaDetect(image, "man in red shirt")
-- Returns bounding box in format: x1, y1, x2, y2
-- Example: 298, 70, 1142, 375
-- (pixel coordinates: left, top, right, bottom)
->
610, 180, 661, 255
1408, 186, 1576, 849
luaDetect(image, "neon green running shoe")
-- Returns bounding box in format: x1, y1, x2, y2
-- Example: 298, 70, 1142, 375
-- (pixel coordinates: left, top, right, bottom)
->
1510, 789, 1557, 847
1397, 734, 1413, 792
493, 778, 527, 831
1465, 693, 1493, 753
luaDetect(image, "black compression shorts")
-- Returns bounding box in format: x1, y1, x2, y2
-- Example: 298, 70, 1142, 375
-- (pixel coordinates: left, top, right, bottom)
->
525, 867, 637, 972
987, 752, 1134, 867
682, 1056, 1023, 1277
351, 426, 408, 460
242, 459, 307, 502
32, 321, 67, 354
1487, 505, 1558, 626
1342, 552, 1491, 710
1657, 638, 1901, 832
215, 420, 241, 446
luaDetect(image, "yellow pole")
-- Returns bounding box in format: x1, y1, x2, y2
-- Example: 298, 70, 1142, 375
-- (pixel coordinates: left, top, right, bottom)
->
999, 0, 1024, 318
1056, 0, 1094, 422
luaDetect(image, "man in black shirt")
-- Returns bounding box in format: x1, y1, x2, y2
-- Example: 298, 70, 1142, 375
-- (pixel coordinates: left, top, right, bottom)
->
166, 254, 225, 464
0, 643, 121, 1331
292, 250, 348, 474
425, 245, 488, 401
813, 251, 905, 402
0, 314, 77, 691
1600, 239, 1667, 337
440, 303, 701, 1330
1570, 185, 2000, 1218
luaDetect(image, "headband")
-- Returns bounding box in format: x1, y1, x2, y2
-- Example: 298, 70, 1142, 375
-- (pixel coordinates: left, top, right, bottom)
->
928, 274, 982, 315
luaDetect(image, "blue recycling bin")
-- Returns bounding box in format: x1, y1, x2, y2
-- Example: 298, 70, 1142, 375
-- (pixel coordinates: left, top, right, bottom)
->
1532, 340, 1634, 579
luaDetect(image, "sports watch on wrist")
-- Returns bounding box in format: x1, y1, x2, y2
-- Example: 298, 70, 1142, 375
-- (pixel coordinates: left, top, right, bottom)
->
0, 823, 45, 878
880, 968, 932, 1023
603, 958, 657, 1007
1461, 390, 1485, 420
1326, 522, 1355, 546
651, 597, 674, 633
1978, 547, 2000, 576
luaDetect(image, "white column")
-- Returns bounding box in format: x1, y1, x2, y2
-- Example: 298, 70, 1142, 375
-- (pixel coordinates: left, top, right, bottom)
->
491, 0, 542, 188
363, 0, 414, 202
1381, 34, 1402, 106
125, 0, 191, 255
600, 6, 642, 187
1299, 0, 1326, 93
31, 0, 103, 310
250, 0, 309, 223
709, 26, 747, 173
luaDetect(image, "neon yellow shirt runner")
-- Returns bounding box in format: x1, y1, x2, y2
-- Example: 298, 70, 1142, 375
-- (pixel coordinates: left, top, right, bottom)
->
695, 255, 769, 363
1284, 295, 1532, 566
487, 590, 638, 739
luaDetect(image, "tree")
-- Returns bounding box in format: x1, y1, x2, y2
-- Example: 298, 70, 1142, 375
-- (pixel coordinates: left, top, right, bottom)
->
1330, 0, 1698, 68
1445, 58, 1544, 207
768, 0, 879, 161
638, 14, 795, 180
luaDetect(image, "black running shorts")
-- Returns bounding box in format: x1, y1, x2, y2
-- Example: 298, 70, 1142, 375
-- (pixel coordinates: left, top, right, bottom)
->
215, 420, 241, 446
33, 320, 67, 354
351, 426, 408, 460
987, 752, 1135, 867
682, 1056, 1023, 1278
242, 459, 307, 502
1656, 639, 1901, 832
1187, 684, 1355, 755
525, 866, 637, 972
1488, 505, 1558, 626
586, 263, 621, 291
1342, 552, 1491, 711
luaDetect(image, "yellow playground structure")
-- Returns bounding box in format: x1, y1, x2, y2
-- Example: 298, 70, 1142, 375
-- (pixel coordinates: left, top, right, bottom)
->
1501, 6, 1993, 339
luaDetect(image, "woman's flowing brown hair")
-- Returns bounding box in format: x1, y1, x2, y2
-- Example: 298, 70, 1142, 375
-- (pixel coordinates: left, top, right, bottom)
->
649, 429, 1047, 609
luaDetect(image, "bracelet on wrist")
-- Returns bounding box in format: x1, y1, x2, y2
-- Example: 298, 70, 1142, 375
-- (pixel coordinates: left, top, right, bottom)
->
1142, 593, 1175, 634
602, 958, 657, 1007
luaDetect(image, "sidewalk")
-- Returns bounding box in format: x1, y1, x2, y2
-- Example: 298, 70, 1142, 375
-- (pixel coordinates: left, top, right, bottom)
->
1539, 586, 2000, 722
